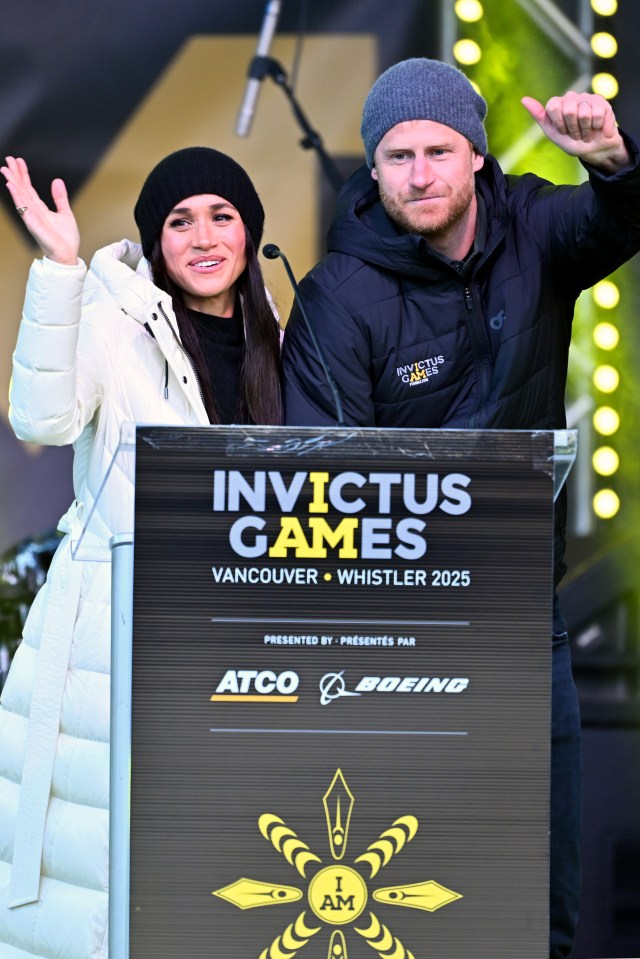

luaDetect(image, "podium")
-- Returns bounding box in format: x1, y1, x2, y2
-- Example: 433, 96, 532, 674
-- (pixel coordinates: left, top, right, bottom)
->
99, 425, 576, 959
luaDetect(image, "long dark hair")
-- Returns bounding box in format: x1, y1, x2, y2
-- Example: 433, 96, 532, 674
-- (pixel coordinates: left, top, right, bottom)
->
149, 227, 282, 425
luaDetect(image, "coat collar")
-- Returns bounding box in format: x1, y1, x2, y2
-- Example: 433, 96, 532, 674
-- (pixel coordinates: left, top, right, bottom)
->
84, 239, 173, 324
85, 239, 210, 423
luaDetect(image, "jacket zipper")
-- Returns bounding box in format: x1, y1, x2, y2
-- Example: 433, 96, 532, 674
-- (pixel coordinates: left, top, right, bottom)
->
462, 283, 493, 425
145, 320, 170, 399
156, 302, 208, 414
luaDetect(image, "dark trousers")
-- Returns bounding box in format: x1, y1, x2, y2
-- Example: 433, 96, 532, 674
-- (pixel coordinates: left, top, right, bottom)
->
550, 636, 582, 959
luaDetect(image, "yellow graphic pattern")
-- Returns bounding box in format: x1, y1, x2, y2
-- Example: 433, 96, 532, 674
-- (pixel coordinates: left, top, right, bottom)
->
259, 814, 322, 876
213, 768, 462, 959
354, 816, 418, 878
323, 769, 355, 860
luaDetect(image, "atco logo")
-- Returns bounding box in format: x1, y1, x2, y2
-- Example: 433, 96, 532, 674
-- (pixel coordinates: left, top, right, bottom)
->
211, 669, 300, 703
319, 671, 469, 705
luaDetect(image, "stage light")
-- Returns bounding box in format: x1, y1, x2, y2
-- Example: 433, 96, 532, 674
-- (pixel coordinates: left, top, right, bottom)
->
593, 364, 619, 393
592, 72, 619, 98
591, 32, 618, 58
593, 446, 619, 476
593, 488, 620, 519
455, 0, 484, 22
591, 0, 617, 15
453, 39, 482, 65
593, 406, 620, 435
593, 321, 620, 350
593, 279, 620, 309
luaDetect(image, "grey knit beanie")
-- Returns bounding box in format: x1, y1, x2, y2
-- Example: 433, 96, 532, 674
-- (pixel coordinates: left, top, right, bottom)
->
134, 147, 265, 257
361, 58, 488, 167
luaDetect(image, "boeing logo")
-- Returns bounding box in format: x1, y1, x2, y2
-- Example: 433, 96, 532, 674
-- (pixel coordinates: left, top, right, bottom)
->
319, 671, 362, 706
319, 671, 469, 705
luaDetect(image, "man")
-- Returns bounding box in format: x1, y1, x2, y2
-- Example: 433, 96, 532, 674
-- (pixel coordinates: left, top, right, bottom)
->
281, 58, 640, 958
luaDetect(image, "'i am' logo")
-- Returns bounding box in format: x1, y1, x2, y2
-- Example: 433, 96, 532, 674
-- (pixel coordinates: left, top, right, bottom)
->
213, 768, 463, 958
308, 866, 368, 923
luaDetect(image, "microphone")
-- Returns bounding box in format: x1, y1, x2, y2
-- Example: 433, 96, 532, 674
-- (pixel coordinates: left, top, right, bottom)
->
263, 243, 345, 426
235, 0, 282, 137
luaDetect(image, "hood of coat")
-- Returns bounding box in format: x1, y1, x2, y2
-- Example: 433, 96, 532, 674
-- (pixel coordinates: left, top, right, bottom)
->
82, 239, 172, 323
82, 239, 211, 424
326, 157, 509, 280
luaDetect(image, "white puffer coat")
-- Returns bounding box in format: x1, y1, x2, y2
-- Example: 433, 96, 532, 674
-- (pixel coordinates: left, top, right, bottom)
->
0, 241, 211, 959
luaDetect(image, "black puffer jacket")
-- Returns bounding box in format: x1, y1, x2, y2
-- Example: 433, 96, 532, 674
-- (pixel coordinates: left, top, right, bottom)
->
282, 142, 640, 594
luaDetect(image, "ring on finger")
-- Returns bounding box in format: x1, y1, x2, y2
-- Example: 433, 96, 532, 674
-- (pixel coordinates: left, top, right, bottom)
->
16, 206, 28, 216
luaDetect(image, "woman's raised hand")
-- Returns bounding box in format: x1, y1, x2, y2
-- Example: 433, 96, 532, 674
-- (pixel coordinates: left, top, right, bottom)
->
1, 156, 80, 265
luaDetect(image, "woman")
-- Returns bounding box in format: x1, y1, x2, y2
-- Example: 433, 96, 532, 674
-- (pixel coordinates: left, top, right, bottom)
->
0, 147, 281, 958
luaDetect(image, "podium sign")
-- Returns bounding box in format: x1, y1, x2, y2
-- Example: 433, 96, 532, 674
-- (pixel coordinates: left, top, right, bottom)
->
129, 426, 555, 959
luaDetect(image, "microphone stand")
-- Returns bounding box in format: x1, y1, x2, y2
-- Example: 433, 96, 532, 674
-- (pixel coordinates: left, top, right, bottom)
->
247, 55, 344, 194
263, 243, 345, 426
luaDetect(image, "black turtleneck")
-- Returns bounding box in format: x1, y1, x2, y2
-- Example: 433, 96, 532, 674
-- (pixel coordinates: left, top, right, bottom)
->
187, 305, 245, 424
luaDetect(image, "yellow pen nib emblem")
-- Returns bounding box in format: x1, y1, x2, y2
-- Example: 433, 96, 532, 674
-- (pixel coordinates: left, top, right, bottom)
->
212, 768, 462, 959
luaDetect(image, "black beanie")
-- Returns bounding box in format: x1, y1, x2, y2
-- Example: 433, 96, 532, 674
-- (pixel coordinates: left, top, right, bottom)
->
134, 147, 265, 257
